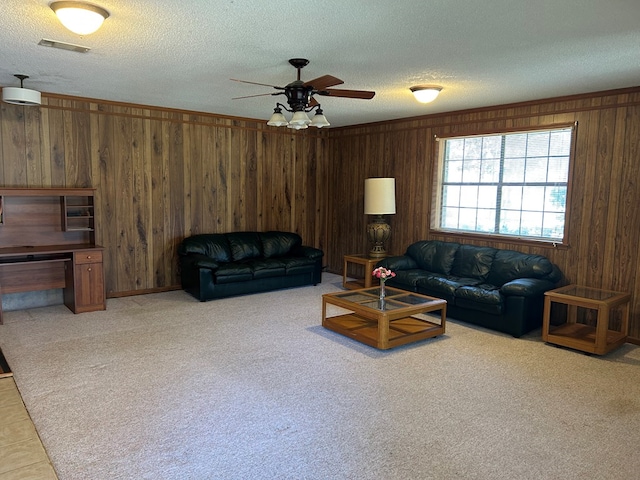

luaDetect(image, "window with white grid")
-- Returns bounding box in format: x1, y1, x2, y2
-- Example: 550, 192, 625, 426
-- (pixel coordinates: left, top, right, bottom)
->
432, 126, 574, 243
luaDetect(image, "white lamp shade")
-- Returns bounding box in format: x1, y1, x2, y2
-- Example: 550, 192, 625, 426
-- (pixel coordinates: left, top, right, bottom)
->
51, 2, 110, 35
309, 112, 330, 128
289, 111, 311, 126
410, 85, 442, 103
364, 178, 396, 215
267, 111, 288, 127
2, 87, 41, 106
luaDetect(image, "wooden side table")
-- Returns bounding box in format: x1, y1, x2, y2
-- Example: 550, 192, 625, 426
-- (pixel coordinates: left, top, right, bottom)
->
343, 254, 388, 290
542, 284, 630, 355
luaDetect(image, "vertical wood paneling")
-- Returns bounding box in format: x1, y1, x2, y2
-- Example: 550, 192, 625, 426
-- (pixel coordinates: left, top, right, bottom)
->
24, 106, 43, 186
168, 113, 184, 286
202, 125, 216, 233
96, 108, 116, 294
131, 108, 149, 289
47, 99, 66, 187
1, 104, 26, 185
150, 115, 169, 288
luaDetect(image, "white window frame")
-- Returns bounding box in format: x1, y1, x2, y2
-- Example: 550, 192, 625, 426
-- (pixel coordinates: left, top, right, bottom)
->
431, 124, 576, 245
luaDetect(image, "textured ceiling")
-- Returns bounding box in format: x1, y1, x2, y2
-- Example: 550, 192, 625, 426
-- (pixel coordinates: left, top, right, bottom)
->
2, 0, 640, 127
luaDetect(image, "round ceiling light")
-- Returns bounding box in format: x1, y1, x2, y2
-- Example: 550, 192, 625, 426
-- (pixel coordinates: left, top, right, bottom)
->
410, 85, 443, 103
50, 1, 110, 35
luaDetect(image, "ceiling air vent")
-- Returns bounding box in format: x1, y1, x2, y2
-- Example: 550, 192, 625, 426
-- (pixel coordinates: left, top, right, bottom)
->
38, 38, 91, 53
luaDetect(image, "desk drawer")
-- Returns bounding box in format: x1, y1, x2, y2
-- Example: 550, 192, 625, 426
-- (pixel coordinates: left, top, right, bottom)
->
74, 250, 103, 264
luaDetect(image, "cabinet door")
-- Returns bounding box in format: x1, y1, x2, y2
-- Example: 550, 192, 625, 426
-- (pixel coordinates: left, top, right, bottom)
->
74, 262, 105, 312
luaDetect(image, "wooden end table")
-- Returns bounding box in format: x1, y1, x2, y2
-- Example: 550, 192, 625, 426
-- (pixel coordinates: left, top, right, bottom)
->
542, 284, 630, 355
343, 254, 389, 290
322, 286, 446, 350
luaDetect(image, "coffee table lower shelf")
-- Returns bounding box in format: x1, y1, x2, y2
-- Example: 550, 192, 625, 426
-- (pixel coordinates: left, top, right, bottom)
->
323, 313, 444, 350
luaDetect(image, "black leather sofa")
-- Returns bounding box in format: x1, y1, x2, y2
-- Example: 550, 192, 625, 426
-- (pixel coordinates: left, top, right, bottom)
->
376, 240, 562, 337
178, 231, 323, 301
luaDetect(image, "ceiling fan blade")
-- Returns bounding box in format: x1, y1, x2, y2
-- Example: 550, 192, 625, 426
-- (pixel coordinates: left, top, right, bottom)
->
231, 78, 284, 89
232, 93, 279, 100
317, 89, 376, 99
308, 97, 319, 107
304, 75, 344, 90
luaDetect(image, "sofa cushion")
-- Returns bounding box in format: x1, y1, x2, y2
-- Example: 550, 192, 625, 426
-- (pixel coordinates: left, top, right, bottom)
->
455, 284, 504, 315
214, 263, 253, 283
388, 269, 432, 290
416, 275, 481, 299
179, 234, 231, 263
406, 241, 459, 275
227, 232, 263, 261
247, 259, 286, 279
451, 245, 497, 280
260, 231, 302, 258
456, 284, 502, 304
486, 250, 555, 286
280, 256, 316, 275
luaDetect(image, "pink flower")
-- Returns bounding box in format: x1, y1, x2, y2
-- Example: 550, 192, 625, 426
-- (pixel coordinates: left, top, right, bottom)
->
372, 266, 396, 282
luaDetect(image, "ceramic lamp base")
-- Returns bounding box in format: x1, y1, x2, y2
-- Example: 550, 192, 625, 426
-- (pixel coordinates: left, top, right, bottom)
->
367, 215, 391, 257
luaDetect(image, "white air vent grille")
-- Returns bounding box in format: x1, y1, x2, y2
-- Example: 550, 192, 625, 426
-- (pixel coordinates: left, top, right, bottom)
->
38, 39, 91, 53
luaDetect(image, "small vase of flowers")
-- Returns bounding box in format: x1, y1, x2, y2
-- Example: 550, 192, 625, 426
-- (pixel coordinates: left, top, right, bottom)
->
372, 266, 396, 303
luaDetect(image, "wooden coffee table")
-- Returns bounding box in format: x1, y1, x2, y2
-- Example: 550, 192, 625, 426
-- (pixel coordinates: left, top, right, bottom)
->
322, 286, 446, 350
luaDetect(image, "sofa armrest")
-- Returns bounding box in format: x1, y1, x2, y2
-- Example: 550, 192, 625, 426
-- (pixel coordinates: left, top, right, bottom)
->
182, 253, 220, 271
376, 255, 419, 271
294, 245, 324, 260
501, 278, 556, 297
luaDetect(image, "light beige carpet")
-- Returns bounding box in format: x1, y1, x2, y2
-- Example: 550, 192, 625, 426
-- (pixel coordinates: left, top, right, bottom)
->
0, 273, 639, 480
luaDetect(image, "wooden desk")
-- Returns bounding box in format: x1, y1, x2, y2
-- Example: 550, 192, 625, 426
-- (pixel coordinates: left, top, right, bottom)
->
0, 187, 105, 324
0, 245, 105, 324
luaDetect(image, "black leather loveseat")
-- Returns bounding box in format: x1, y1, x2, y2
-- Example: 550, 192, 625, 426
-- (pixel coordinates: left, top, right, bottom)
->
376, 240, 562, 337
178, 231, 323, 301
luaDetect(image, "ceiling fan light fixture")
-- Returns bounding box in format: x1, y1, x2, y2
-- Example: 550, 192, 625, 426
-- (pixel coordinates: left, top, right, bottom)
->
309, 108, 330, 128
410, 85, 443, 103
289, 110, 311, 127
267, 106, 289, 127
50, 1, 110, 35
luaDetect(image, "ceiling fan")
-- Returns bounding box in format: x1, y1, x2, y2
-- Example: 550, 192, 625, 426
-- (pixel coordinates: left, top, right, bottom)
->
231, 58, 375, 129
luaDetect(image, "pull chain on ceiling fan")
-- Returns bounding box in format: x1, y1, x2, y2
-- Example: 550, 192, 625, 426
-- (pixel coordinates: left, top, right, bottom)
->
231, 58, 375, 129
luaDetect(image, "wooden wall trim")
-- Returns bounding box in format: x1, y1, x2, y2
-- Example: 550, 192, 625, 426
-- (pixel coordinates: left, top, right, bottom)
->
40, 94, 328, 138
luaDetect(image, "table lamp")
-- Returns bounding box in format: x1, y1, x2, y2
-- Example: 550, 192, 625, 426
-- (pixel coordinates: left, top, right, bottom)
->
364, 177, 396, 257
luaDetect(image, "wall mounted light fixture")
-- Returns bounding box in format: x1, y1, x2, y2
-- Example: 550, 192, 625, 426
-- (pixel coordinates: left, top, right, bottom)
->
50, 1, 110, 35
410, 85, 443, 103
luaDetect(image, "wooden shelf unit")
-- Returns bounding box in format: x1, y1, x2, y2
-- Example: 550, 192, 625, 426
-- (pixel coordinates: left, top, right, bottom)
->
61, 195, 95, 232
0, 188, 105, 323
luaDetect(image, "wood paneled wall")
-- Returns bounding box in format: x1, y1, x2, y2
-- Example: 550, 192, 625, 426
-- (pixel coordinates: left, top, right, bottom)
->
327, 87, 640, 340
1, 87, 639, 341
0, 96, 329, 296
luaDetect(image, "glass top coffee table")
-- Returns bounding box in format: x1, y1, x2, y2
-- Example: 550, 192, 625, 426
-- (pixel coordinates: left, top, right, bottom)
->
322, 286, 447, 350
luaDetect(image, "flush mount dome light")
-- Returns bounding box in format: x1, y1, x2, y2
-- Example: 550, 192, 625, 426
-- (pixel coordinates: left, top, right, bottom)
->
410, 85, 443, 103
2, 75, 41, 106
50, 1, 110, 35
